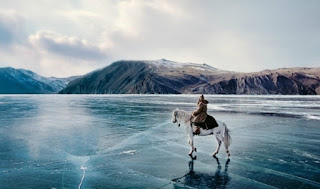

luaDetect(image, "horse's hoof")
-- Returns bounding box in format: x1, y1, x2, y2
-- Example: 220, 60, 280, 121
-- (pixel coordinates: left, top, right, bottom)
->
194, 148, 197, 152
189, 154, 197, 160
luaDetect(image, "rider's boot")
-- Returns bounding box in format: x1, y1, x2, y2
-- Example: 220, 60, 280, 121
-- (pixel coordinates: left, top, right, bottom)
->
195, 127, 200, 135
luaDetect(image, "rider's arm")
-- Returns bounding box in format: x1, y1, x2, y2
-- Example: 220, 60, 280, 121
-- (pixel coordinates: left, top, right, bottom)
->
192, 105, 204, 116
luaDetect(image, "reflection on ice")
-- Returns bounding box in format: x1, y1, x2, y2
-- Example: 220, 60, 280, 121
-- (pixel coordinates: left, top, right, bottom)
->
172, 156, 231, 188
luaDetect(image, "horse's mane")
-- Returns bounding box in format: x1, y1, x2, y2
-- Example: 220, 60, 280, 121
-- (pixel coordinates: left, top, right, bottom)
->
177, 109, 191, 117
175, 109, 192, 124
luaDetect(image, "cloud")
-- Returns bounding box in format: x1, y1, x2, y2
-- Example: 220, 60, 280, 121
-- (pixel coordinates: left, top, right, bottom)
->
1, 0, 320, 77
29, 30, 108, 61
0, 10, 25, 45
111, 0, 188, 39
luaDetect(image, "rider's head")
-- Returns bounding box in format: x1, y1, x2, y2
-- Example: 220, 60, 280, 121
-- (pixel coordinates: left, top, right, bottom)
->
198, 94, 206, 105
200, 94, 204, 100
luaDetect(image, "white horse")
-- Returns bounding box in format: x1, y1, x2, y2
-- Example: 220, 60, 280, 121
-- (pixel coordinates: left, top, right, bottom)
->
172, 109, 231, 157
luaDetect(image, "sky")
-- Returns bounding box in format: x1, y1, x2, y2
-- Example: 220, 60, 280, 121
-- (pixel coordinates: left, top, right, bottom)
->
0, 0, 319, 77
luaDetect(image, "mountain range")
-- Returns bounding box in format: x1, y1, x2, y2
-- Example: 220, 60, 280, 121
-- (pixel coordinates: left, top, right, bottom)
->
1, 60, 319, 95
0, 67, 79, 94
59, 59, 320, 95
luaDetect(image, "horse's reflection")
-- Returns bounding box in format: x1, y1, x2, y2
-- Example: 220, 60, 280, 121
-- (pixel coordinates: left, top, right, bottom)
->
172, 155, 230, 188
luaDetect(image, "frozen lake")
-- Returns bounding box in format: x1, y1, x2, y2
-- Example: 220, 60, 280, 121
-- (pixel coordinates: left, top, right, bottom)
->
0, 95, 319, 188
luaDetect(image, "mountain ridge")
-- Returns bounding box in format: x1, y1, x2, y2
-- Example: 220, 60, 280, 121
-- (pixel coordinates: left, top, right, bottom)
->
0, 67, 80, 94
59, 60, 320, 95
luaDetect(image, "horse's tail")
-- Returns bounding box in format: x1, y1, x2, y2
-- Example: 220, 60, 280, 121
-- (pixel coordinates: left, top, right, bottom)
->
223, 123, 232, 149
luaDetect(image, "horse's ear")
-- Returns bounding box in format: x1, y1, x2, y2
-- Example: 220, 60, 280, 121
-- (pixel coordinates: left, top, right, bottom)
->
176, 108, 179, 110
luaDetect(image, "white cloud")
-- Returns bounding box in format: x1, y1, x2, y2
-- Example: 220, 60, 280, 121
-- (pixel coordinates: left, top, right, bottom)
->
112, 0, 188, 38
29, 30, 108, 60
0, 0, 320, 77
0, 10, 25, 45
0, 40, 102, 77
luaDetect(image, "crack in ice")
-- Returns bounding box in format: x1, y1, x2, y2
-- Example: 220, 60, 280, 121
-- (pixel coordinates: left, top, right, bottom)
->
78, 165, 87, 189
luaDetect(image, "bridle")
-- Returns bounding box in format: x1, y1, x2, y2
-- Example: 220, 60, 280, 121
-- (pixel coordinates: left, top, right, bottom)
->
172, 111, 180, 127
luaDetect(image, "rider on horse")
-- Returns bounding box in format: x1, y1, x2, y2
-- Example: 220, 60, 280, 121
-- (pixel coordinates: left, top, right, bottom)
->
191, 94, 208, 135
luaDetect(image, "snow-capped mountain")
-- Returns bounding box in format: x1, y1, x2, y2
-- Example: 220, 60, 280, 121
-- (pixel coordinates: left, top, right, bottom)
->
147, 59, 219, 71
59, 59, 320, 95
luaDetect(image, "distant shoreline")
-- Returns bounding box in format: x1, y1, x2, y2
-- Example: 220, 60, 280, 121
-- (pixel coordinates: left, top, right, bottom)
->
1, 94, 319, 96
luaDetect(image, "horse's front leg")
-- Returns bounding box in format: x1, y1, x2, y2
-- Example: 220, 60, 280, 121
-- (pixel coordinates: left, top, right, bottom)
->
188, 136, 194, 155
212, 137, 221, 157
188, 133, 197, 155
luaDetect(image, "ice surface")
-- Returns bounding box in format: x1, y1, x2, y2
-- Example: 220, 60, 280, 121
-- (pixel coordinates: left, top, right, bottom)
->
0, 95, 319, 188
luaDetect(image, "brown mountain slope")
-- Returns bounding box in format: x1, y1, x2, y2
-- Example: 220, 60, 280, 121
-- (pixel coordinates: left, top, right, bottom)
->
59, 60, 320, 95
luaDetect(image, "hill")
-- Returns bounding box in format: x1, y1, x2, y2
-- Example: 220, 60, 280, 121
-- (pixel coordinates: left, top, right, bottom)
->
59, 59, 320, 95
0, 67, 79, 94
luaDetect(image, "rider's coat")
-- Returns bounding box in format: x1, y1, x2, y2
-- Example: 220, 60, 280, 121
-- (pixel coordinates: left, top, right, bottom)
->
192, 101, 207, 123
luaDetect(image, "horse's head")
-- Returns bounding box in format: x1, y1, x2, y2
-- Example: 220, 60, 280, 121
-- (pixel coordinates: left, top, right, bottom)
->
172, 109, 180, 127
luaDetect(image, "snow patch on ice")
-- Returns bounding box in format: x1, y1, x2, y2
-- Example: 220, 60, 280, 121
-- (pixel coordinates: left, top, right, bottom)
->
207, 105, 228, 111
305, 115, 320, 120
121, 150, 136, 155
279, 159, 286, 163
294, 149, 320, 161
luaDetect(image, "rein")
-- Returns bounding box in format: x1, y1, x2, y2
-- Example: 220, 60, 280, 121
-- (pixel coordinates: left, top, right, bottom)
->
176, 110, 193, 131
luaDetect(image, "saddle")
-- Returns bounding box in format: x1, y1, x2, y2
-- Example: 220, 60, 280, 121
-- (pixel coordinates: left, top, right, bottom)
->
193, 115, 218, 130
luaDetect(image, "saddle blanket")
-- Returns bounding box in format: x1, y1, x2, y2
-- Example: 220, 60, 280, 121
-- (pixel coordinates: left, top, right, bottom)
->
193, 115, 218, 130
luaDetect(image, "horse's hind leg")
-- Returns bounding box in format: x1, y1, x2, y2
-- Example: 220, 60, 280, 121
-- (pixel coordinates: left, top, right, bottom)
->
225, 143, 230, 157
212, 137, 221, 157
